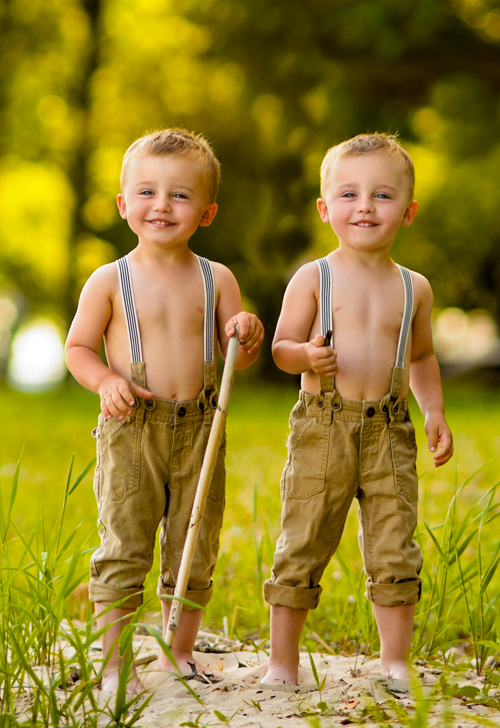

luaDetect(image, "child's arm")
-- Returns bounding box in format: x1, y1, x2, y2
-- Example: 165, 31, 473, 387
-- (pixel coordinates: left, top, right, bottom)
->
409, 274, 453, 467
272, 263, 338, 376
65, 265, 153, 419
213, 263, 264, 370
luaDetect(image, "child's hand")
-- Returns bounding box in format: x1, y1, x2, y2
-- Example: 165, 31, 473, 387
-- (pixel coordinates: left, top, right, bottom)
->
425, 412, 453, 467
98, 374, 154, 420
225, 312, 264, 354
306, 334, 338, 377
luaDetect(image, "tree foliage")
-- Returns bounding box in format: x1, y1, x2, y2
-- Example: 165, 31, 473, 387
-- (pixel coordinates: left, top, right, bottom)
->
0, 0, 499, 375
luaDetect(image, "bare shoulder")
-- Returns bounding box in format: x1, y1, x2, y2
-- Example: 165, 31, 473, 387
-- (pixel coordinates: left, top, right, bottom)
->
209, 262, 241, 310
286, 260, 319, 297
82, 261, 118, 300
210, 260, 238, 287
408, 269, 433, 309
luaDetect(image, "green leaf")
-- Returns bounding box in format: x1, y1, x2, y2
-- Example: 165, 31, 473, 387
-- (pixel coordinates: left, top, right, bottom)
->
214, 709, 229, 722
478, 640, 500, 652
69, 457, 96, 495
485, 671, 500, 686
458, 685, 480, 698
423, 521, 448, 566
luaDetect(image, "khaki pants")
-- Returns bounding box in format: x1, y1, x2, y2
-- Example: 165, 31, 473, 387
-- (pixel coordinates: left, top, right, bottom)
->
264, 390, 422, 610
89, 393, 225, 611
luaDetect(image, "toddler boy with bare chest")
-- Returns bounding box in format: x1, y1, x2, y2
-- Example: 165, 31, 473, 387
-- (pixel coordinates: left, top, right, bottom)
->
262, 134, 453, 685
66, 129, 264, 693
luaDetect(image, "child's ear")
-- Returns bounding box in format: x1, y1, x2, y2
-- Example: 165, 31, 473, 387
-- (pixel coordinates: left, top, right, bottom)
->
117, 194, 127, 219
199, 203, 218, 227
402, 200, 418, 226
316, 198, 330, 223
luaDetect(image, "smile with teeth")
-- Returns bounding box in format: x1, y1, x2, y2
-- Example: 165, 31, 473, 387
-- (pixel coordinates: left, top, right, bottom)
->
148, 219, 174, 227
353, 221, 377, 227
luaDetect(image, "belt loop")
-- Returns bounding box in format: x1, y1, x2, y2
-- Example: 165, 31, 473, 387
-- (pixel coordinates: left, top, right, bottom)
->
138, 399, 146, 424
387, 397, 402, 426
319, 375, 334, 395
130, 362, 147, 390
197, 387, 207, 411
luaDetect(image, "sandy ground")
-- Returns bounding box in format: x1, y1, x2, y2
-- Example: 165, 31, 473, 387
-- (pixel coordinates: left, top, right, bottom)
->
91, 635, 500, 727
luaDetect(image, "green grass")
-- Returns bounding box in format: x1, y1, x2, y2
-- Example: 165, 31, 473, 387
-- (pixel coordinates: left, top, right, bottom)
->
1, 379, 500, 723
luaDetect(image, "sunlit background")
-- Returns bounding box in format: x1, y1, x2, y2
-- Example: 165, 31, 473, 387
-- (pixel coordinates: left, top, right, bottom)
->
1, 0, 500, 388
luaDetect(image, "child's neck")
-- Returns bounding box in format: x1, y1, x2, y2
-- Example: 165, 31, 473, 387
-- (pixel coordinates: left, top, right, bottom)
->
331, 244, 395, 270
132, 240, 194, 267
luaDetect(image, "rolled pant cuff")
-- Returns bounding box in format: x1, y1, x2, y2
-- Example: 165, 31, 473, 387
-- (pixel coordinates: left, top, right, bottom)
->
157, 579, 213, 611
263, 579, 322, 610
366, 578, 422, 606
89, 579, 144, 610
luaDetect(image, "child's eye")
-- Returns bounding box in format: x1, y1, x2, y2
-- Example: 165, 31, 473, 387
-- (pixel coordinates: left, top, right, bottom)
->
173, 193, 188, 199
375, 193, 390, 199
341, 192, 356, 198
139, 190, 154, 196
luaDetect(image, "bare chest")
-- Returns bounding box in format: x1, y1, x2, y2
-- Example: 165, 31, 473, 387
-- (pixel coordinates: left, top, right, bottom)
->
134, 277, 205, 336
332, 281, 405, 340
110, 270, 207, 347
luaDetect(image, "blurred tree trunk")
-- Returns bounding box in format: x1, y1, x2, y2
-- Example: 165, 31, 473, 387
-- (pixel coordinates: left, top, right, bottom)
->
63, 0, 103, 328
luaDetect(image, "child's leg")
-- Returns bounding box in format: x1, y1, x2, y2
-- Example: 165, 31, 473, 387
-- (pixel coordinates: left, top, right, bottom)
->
373, 603, 415, 679
94, 603, 144, 694
159, 603, 206, 673
261, 606, 309, 685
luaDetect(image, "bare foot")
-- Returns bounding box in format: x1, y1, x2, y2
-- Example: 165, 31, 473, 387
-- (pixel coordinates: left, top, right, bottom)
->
158, 651, 222, 682
261, 663, 298, 686
381, 660, 410, 680
100, 667, 145, 695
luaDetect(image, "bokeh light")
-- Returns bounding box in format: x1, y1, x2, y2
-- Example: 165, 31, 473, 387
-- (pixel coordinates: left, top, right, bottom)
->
8, 319, 66, 392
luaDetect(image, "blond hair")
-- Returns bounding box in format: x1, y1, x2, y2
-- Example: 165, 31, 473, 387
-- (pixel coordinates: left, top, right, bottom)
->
320, 133, 415, 201
121, 128, 220, 202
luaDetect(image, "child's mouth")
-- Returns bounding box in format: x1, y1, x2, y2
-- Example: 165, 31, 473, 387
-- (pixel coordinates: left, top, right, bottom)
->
148, 220, 174, 227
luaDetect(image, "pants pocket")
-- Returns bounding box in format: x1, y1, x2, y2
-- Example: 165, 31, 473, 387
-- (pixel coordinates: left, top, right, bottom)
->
389, 420, 418, 503
282, 415, 329, 500
98, 418, 142, 501
206, 426, 227, 503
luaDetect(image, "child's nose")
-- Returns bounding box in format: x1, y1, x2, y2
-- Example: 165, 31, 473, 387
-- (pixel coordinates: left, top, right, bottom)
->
357, 197, 375, 213
154, 195, 172, 212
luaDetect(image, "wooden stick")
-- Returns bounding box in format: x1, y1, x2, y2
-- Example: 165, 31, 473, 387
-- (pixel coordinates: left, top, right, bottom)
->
165, 327, 240, 648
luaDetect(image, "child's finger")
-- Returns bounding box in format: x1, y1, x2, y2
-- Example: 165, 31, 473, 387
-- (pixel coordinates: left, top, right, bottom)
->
225, 318, 238, 337
101, 400, 111, 419
438, 432, 453, 460
131, 384, 154, 401
241, 325, 262, 350
103, 396, 125, 420
311, 334, 326, 347
427, 429, 439, 453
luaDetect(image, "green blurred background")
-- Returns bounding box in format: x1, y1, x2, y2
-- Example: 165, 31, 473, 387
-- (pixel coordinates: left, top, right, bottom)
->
1, 0, 500, 641
1, 0, 500, 387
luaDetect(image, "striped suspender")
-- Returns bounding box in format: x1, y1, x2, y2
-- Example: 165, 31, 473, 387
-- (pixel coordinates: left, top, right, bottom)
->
197, 256, 216, 362
315, 258, 413, 367
116, 255, 216, 366
117, 256, 143, 363
316, 257, 334, 394
395, 265, 414, 369
315, 258, 414, 400
316, 257, 333, 339
389, 265, 414, 400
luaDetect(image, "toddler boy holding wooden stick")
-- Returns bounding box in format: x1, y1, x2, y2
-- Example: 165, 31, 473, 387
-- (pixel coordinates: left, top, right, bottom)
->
66, 128, 264, 693
263, 133, 453, 685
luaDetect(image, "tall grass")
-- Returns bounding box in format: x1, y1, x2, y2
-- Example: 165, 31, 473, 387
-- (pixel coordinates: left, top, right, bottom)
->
0, 452, 154, 726
1, 381, 500, 723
